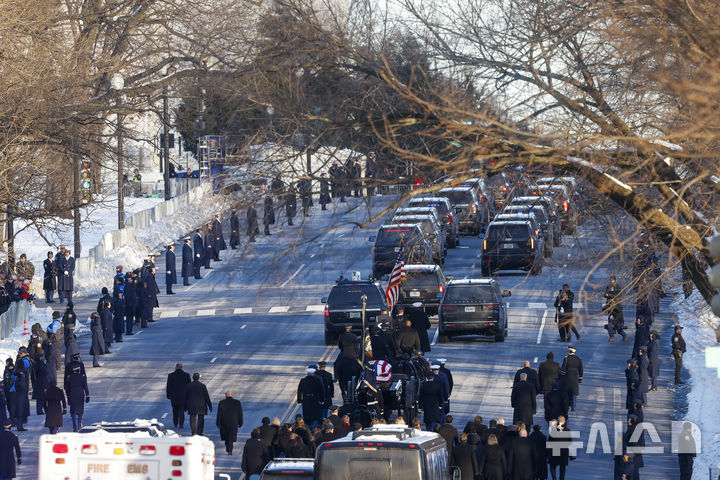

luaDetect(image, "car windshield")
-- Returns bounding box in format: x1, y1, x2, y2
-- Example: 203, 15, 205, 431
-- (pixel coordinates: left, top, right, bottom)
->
439, 190, 473, 204
411, 200, 449, 215
487, 225, 530, 240
444, 285, 496, 303
329, 285, 384, 307
375, 228, 419, 246
403, 271, 439, 289
392, 218, 434, 235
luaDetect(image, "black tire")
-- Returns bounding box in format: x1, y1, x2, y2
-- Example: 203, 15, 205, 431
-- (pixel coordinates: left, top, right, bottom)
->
448, 234, 457, 249
455, 236, 460, 246
481, 265, 490, 276
495, 330, 505, 342
324, 329, 335, 345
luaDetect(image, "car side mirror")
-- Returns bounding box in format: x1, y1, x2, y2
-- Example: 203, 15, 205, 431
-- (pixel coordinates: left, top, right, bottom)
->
446, 275, 455, 281
502, 290, 512, 297
368, 235, 376, 242
450, 466, 461, 480
321, 297, 327, 303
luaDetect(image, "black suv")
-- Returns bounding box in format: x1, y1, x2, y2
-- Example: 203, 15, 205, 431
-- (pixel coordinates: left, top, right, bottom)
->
407, 196, 459, 247
438, 279, 511, 342
370, 224, 432, 278
322, 280, 389, 344
438, 186, 484, 235
481, 220, 544, 275
397, 264, 448, 315
510, 196, 562, 246
502, 205, 554, 257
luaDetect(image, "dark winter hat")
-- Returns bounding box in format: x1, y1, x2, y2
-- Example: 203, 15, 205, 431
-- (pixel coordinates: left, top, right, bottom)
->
101, 287, 108, 295
18, 346, 28, 355
318, 361, 327, 367
675, 325, 683, 330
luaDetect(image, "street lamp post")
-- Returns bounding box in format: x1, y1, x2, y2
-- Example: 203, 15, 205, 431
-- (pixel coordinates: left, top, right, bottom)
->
163, 85, 171, 200
111, 73, 125, 228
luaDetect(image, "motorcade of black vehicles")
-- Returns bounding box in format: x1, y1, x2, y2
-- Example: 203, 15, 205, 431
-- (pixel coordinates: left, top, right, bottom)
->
481, 220, 544, 275
437, 186, 484, 235
407, 196, 459, 247
321, 279, 389, 344
397, 264, 449, 316
502, 205, 554, 257
438, 278, 511, 343
259, 458, 314, 479
509, 195, 562, 246
532, 185, 577, 234
315, 425, 460, 480
455, 177, 497, 220
493, 212, 548, 257
370, 224, 433, 279
391, 214, 445, 264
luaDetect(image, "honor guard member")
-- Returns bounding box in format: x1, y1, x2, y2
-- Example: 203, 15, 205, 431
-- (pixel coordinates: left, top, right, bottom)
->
672, 325, 686, 384
165, 244, 177, 295
430, 363, 450, 413
561, 346, 583, 411
203, 223, 214, 268
437, 358, 454, 396
229, 211, 241, 249
316, 361, 334, 419
297, 365, 325, 429
370, 323, 397, 361
64, 353, 89, 432
338, 325, 359, 359
181, 238, 193, 286
212, 213, 226, 260
247, 205, 259, 243
192, 229, 204, 279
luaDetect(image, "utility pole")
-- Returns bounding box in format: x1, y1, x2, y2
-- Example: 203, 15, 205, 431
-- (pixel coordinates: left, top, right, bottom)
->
163, 86, 171, 200
73, 155, 81, 257
117, 103, 124, 228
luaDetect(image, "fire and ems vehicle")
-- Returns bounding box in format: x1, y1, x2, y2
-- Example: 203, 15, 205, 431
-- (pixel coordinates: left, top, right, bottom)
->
38, 418, 215, 480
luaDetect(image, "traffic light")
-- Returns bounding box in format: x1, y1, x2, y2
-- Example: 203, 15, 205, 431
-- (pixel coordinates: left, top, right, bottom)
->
80, 160, 92, 190
159, 133, 175, 149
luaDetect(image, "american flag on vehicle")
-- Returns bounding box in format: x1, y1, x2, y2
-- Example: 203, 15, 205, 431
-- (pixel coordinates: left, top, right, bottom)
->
385, 244, 406, 311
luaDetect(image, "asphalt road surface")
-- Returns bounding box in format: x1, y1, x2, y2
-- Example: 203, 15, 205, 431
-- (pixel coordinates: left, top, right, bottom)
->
18, 195, 684, 479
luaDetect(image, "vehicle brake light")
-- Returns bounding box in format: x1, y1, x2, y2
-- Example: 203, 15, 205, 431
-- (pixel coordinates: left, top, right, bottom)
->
438, 285, 444, 293
477, 194, 483, 202
471, 204, 477, 214
381, 310, 388, 315
563, 200, 569, 212
483, 239, 487, 250
170, 446, 186, 456
324, 305, 329, 317
140, 445, 156, 455
501, 186, 508, 192
52, 444, 69, 454
486, 304, 499, 308
530, 237, 535, 250
447, 213, 453, 223
81, 444, 97, 454
172, 470, 182, 477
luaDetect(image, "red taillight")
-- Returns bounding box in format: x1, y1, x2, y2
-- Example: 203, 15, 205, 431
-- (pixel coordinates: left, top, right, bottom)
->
438, 285, 444, 293
477, 194, 483, 202
172, 470, 182, 477
324, 305, 329, 317
447, 213, 453, 223
486, 304, 499, 308
81, 444, 97, 454
140, 445, 156, 455
563, 200, 569, 212
52, 444, 69, 454
169, 446, 186, 456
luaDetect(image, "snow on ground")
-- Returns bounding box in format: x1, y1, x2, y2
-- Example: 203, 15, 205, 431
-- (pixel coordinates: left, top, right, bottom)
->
670, 288, 720, 476
0, 304, 54, 365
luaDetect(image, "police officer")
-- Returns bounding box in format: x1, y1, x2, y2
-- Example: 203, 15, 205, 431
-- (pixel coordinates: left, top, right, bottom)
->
63, 353, 89, 432
315, 361, 334, 419
203, 223, 214, 268
165, 244, 176, 295
561, 346, 583, 411
672, 325, 686, 384
181, 238, 193, 286
677, 421, 696, 480
431, 363, 450, 413
192, 228, 204, 279
554, 284, 580, 341
437, 359, 453, 396
297, 365, 324, 429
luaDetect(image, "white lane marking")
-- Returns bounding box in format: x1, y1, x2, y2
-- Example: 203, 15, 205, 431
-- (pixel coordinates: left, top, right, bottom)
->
306, 305, 325, 312
269, 306, 291, 313
240, 324, 247, 329
161, 413, 168, 419
197, 309, 216, 316
234, 307, 252, 314
280, 263, 305, 288
558, 273, 564, 279
225, 341, 232, 346
210, 357, 217, 363
529, 302, 548, 309
536, 310, 549, 344
431, 328, 439, 345
310, 253, 316, 258
338, 233, 345, 238
458, 246, 470, 249
161, 310, 180, 318
533, 357, 538, 363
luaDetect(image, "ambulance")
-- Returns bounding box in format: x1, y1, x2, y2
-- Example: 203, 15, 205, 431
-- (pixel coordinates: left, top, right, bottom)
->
38, 419, 215, 480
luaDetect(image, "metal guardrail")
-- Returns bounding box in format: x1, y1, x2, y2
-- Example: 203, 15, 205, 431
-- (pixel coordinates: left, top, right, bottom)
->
376, 184, 414, 195
0, 300, 30, 340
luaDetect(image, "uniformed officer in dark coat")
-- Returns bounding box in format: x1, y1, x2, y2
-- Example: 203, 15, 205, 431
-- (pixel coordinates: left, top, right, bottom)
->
246, 205, 259, 242
511, 373, 536, 427
561, 346, 583, 411
328, 161, 343, 199
672, 325, 686, 384
181, 238, 193, 286
203, 223, 214, 268
406, 304, 431, 353
438, 359, 454, 396
100, 301, 113, 352
338, 326, 359, 359
64, 353, 89, 432
513, 361, 541, 396
166, 363, 190, 428
284, 185, 297, 225
192, 229, 204, 279
554, 284, 579, 341
185, 372, 212, 435
263, 196, 275, 235
319, 172, 331, 210
297, 366, 325, 429
647, 331, 660, 390
334, 356, 362, 396
637, 347, 650, 404
57, 250, 75, 305
165, 244, 177, 294
229, 211, 240, 249
539, 352, 559, 395
123, 272, 137, 335
139, 269, 159, 328
88, 312, 105, 367
633, 316, 650, 359
0, 420, 21, 477
677, 421, 696, 480
419, 373, 444, 431
625, 359, 641, 411
316, 361, 334, 418
370, 323, 396, 361
212, 213, 226, 259
43, 380, 66, 434
112, 291, 125, 342
298, 178, 312, 217
43, 251, 57, 303
216, 391, 243, 454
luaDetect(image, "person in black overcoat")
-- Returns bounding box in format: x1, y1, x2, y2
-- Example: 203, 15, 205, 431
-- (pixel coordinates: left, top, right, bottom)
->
297, 367, 325, 429
529, 425, 548, 480
31, 354, 49, 415
181, 238, 193, 286
212, 213, 226, 257
451, 433, 478, 480
625, 359, 641, 411
242, 428, 269, 476
632, 317, 650, 359
185, 373, 212, 435
419, 374, 444, 431
166, 363, 191, 428
539, 352, 560, 396
334, 355, 362, 396
89, 312, 105, 367
298, 178, 312, 217
514, 361, 541, 396
123, 273, 137, 335
480, 434, 507, 480
63, 323, 79, 368
11, 359, 30, 431
544, 382, 569, 423
508, 430, 536, 480
96, 287, 112, 314
647, 331, 660, 390
561, 347, 583, 411
0, 422, 21, 478
43, 251, 57, 303
263, 196, 275, 235
43, 380, 66, 434
42, 339, 57, 386
216, 391, 243, 454
64, 355, 89, 432
2, 361, 14, 427
229, 211, 240, 249
165, 244, 177, 294
637, 348, 650, 405
203, 223, 214, 267
112, 292, 125, 342
511, 375, 536, 428
192, 229, 204, 279
284, 185, 297, 226
319, 173, 331, 210
246, 206, 259, 242
406, 305, 431, 353
57, 251, 75, 305
100, 301, 113, 352
547, 419, 570, 480
437, 415, 459, 458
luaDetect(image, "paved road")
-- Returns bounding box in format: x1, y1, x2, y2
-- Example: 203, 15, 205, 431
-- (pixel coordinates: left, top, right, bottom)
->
16, 195, 684, 479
